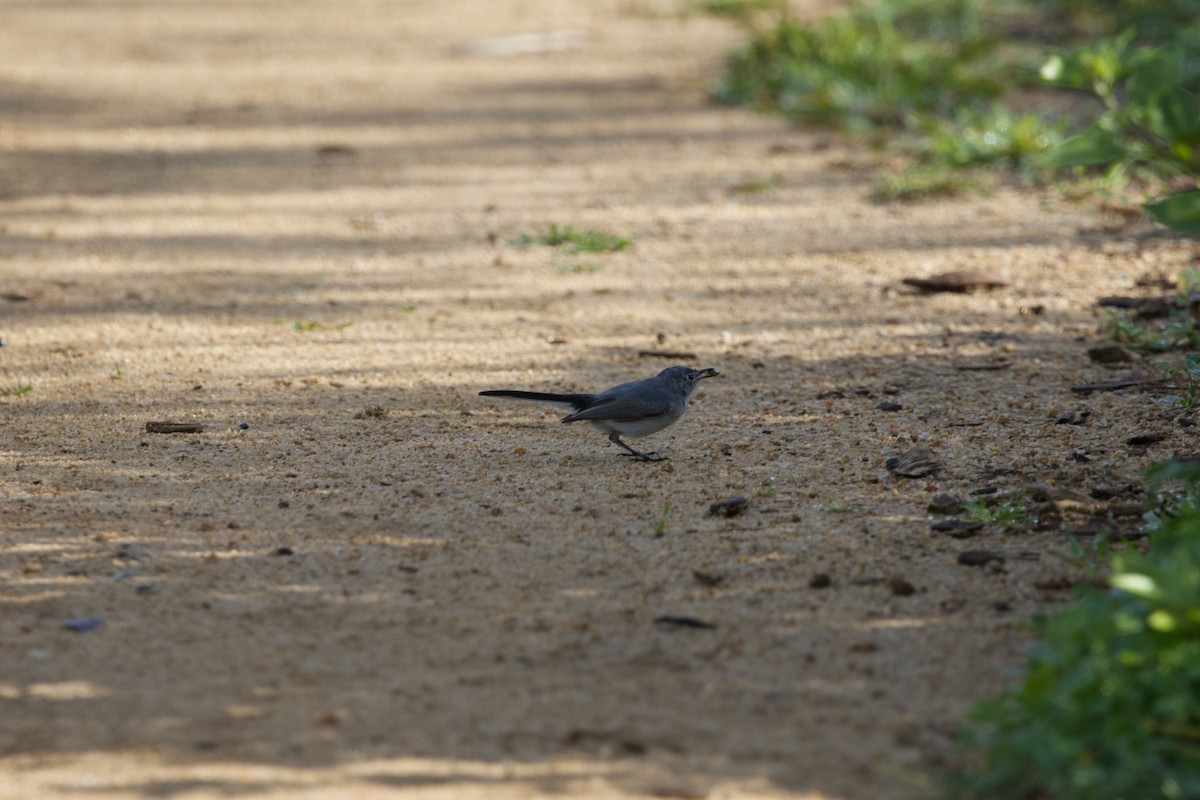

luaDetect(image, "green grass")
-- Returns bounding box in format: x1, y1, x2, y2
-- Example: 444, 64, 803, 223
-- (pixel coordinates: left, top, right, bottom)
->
730, 171, 783, 193
872, 163, 981, 202
961, 491, 1034, 532
555, 261, 604, 274
513, 223, 632, 254
1, 383, 32, 397
652, 502, 671, 537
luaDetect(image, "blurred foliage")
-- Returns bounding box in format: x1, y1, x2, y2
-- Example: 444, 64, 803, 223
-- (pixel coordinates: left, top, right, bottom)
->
951, 458, 1200, 799
711, 0, 1200, 232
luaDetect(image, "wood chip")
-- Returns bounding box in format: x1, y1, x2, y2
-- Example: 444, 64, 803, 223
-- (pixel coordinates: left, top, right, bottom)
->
1127, 432, 1167, 446
902, 270, 1010, 293
931, 519, 984, 538
885, 446, 942, 478
1070, 376, 1153, 393
954, 360, 1012, 371
638, 349, 698, 360
145, 421, 204, 434
653, 615, 716, 630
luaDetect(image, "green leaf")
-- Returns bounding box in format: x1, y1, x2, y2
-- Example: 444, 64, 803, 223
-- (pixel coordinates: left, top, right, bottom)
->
1039, 126, 1123, 168
1145, 191, 1200, 235
1110, 572, 1158, 598
1148, 609, 1177, 632
1150, 87, 1200, 142
1039, 54, 1064, 83
1129, 46, 1182, 105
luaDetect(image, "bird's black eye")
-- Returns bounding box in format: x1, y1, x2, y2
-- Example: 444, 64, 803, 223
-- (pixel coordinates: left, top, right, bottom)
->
688, 371, 698, 381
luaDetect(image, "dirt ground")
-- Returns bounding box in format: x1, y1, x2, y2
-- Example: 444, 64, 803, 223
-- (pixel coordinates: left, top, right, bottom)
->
1, 1, 1196, 798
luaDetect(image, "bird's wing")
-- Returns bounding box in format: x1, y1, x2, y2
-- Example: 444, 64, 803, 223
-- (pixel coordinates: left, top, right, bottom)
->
561, 393, 667, 423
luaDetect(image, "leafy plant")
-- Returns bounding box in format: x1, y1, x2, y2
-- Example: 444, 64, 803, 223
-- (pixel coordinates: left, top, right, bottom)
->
962, 491, 1034, 531
954, 458, 1200, 800
1048, 529, 1114, 579
513, 224, 632, 254
756, 477, 777, 497
1, 383, 32, 397
1038, 32, 1200, 233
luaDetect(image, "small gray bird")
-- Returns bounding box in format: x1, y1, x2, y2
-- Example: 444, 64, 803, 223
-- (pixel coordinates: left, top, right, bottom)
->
480, 365, 720, 462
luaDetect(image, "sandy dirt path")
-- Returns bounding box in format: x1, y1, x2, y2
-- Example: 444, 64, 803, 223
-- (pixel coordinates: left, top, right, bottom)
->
1, 1, 1191, 798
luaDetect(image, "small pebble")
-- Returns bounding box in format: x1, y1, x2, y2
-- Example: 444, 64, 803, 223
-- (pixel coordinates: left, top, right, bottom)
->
278, 500, 290, 508
889, 577, 917, 596
63, 616, 106, 632
274, 546, 295, 556
957, 550, 1005, 567
927, 493, 965, 515
708, 495, 748, 517
238, 422, 250, 430
876, 401, 903, 412
809, 573, 832, 589
931, 519, 984, 538
1087, 344, 1133, 365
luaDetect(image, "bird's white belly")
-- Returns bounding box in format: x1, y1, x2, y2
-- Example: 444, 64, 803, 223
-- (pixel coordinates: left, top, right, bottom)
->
588, 411, 682, 438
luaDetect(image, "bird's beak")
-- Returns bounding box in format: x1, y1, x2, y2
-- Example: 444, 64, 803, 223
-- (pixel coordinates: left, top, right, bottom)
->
698, 368, 720, 379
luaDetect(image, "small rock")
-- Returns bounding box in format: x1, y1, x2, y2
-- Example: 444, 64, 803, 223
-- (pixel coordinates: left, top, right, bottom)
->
809, 573, 832, 589
274, 547, 295, 556
692, 570, 724, 587
1056, 410, 1091, 425
957, 550, 1005, 567
1127, 432, 1167, 446
708, 495, 749, 517
278, 500, 290, 509
63, 616, 105, 632
927, 493, 965, 515
886, 447, 941, 478
876, 401, 903, 412
114, 543, 149, 561
1087, 344, 1134, 365
889, 577, 916, 596
238, 422, 250, 430
931, 519, 985, 538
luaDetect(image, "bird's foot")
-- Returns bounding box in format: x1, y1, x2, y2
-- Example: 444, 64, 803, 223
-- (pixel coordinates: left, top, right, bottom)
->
618, 451, 669, 463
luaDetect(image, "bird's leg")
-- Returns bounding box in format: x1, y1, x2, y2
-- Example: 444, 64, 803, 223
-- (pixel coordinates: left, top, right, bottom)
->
609, 431, 668, 462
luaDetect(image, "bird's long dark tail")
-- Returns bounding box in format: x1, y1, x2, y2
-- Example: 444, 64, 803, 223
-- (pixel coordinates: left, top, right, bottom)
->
479, 390, 593, 412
